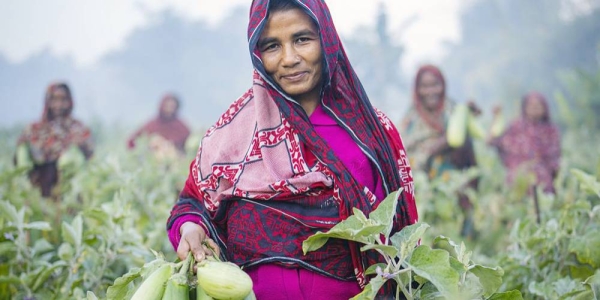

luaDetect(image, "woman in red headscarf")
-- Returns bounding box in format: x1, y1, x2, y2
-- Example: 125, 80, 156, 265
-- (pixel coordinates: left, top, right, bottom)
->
489, 92, 561, 194
400, 65, 478, 237
16, 82, 94, 198
127, 93, 191, 155
166, 0, 417, 298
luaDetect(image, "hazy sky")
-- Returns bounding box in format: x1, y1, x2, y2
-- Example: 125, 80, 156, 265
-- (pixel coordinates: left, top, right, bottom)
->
0, 0, 466, 73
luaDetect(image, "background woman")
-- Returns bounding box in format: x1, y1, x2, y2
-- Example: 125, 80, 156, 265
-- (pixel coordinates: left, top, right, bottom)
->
489, 91, 561, 194
400, 65, 478, 238
16, 82, 93, 198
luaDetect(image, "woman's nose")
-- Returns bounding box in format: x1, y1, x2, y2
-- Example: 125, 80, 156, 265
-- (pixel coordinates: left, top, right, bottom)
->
281, 45, 300, 67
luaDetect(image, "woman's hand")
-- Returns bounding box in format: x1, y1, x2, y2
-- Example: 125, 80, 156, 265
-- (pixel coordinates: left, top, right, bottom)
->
177, 222, 220, 263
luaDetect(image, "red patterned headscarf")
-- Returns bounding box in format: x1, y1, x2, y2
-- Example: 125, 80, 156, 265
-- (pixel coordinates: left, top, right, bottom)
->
413, 65, 446, 132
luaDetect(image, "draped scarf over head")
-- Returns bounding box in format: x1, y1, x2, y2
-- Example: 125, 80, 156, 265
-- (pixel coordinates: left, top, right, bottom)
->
492, 92, 561, 193
128, 94, 190, 152
413, 65, 446, 133
17, 82, 93, 163
169, 0, 417, 287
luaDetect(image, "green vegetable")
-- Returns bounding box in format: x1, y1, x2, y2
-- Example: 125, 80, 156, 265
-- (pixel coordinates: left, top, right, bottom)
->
196, 261, 253, 300
16, 144, 33, 169
467, 112, 485, 139
57, 145, 85, 170
131, 263, 173, 300
490, 113, 505, 137
162, 254, 192, 300
446, 104, 469, 148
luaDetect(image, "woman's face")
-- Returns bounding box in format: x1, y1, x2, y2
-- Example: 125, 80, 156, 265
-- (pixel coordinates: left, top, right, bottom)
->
417, 71, 444, 111
259, 8, 323, 105
48, 87, 70, 119
161, 97, 178, 119
524, 95, 546, 122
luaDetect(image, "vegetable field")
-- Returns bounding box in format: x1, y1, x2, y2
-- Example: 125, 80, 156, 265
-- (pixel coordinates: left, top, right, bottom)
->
1, 124, 599, 299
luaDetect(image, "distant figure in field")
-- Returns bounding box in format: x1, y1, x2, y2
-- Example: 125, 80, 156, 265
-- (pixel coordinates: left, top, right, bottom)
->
16, 82, 94, 198
127, 93, 191, 158
489, 92, 561, 194
400, 65, 479, 238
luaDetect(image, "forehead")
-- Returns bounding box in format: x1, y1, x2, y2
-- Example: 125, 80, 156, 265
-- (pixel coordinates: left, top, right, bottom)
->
261, 8, 317, 37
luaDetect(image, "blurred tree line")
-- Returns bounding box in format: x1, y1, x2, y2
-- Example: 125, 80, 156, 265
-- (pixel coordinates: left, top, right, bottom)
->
441, 0, 600, 130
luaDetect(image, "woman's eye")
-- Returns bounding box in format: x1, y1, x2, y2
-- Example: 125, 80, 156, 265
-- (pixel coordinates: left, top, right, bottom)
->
262, 44, 278, 52
296, 37, 310, 43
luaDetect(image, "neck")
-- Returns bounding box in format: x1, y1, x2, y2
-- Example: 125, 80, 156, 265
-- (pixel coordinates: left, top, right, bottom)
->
297, 89, 322, 116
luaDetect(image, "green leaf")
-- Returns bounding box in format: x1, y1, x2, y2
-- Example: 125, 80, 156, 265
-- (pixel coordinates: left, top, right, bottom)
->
432, 235, 459, 258
0, 201, 18, 224
408, 245, 459, 298
23, 221, 52, 231
360, 244, 399, 258
72, 215, 83, 248
469, 265, 504, 297
352, 208, 369, 225
571, 169, 600, 198
106, 267, 142, 300
368, 188, 402, 238
365, 263, 387, 276
302, 215, 385, 254
62, 222, 77, 247
0, 275, 20, 285
449, 256, 467, 274
584, 273, 600, 299
420, 282, 444, 300
86, 291, 99, 300
529, 281, 553, 298
58, 243, 74, 261
569, 230, 600, 268
390, 222, 429, 261
487, 290, 524, 300
32, 261, 68, 292
350, 275, 387, 300
0, 241, 16, 256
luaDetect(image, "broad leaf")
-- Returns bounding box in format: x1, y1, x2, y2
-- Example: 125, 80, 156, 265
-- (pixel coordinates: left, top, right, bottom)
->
0, 201, 18, 224
368, 188, 402, 238
390, 222, 429, 261
469, 264, 504, 297
408, 245, 459, 298
350, 275, 387, 300
106, 267, 142, 300
360, 244, 399, 258
487, 290, 524, 300
571, 169, 600, 198
365, 263, 387, 276
569, 230, 600, 268
23, 221, 51, 231
302, 215, 385, 254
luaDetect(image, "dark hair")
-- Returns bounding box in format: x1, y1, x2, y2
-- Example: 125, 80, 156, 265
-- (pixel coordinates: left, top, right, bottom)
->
268, 0, 300, 13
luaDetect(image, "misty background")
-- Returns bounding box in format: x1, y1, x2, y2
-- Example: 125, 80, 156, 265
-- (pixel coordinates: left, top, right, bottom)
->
1, 0, 599, 134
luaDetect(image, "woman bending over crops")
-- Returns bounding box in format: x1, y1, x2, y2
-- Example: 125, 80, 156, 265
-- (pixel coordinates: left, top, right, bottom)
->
488, 92, 561, 194
15, 82, 94, 198
166, 0, 418, 298
399, 65, 479, 238
127, 93, 191, 156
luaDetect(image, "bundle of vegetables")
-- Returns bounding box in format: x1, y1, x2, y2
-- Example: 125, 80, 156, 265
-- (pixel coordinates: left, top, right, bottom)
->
109, 250, 254, 300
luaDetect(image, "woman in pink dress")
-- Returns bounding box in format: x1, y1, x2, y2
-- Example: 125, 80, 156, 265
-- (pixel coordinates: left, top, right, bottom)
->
166, 0, 418, 298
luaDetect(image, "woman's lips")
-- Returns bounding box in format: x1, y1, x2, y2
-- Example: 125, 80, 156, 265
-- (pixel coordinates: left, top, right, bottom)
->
282, 72, 308, 82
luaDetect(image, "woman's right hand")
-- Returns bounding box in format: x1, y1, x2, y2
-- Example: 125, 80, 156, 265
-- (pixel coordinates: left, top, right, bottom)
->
177, 222, 220, 263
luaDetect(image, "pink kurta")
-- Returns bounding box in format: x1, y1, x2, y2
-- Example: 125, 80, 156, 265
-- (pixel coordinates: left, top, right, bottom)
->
169, 105, 383, 299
